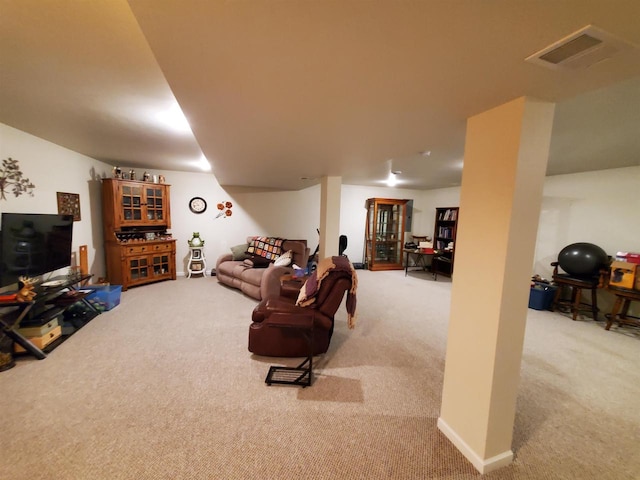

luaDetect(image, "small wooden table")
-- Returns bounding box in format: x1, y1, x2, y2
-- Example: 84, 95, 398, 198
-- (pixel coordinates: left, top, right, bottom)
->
605, 286, 640, 330
404, 248, 436, 279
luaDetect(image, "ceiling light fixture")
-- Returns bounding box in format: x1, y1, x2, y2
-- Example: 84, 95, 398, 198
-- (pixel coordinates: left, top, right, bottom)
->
386, 172, 398, 187
156, 102, 192, 135
385, 158, 400, 187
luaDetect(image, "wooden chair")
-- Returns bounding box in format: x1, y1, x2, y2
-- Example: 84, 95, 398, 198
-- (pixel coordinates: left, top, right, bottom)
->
550, 262, 609, 321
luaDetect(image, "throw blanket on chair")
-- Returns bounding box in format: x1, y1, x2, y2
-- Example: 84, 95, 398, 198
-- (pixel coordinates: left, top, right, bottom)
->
296, 256, 358, 329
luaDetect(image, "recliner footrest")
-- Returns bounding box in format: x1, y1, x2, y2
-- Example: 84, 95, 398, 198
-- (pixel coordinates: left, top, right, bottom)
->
265, 356, 312, 387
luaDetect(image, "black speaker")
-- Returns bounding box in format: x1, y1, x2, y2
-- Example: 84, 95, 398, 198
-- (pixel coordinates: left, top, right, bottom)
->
339, 235, 348, 256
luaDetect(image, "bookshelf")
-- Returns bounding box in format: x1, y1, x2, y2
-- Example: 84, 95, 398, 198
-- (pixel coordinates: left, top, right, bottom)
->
433, 207, 459, 277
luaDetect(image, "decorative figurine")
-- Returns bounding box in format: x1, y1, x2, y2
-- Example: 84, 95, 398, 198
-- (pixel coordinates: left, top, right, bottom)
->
16, 276, 37, 302
143, 171, 150, 182
129, 169, 136, 181
188, 232, 204, 247
113, 166, 122, 179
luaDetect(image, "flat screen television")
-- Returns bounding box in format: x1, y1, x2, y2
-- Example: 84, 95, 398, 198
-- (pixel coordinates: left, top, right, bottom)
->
0, 213, 74, 288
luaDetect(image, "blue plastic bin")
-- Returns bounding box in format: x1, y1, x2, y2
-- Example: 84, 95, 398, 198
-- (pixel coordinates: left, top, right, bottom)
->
528, 283, 557, 310
86, 285, 122, 311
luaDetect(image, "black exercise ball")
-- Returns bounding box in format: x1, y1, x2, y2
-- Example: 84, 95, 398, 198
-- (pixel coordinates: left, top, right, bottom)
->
558, 242, 608, 276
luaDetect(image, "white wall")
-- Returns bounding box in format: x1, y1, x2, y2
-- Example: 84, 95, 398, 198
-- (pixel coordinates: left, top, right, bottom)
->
1, 123, 325, 279
167, 181, 322, 272
0, 123, 111, 282
4, 122, 638, 297
413, 166, 640, 315
534, 167, 640, 279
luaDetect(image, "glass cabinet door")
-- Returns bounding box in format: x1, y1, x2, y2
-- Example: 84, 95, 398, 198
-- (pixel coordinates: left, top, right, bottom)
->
152, 254, 170, 276
120, 184, 143, 222
365, 201, 375, 267
129, 256, 149, 281
365, 198, 408, 271
374, 204, 402, 265
145, 186, 165, 222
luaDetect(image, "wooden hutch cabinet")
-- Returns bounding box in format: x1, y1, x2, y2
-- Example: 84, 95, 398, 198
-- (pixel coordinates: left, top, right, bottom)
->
102, 178, 176, 291
364, 198, 409, 271
432, 207, 459, 277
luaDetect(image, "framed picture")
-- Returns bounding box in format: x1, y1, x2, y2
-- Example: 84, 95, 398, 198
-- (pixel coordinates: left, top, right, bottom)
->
56, 192, 81, 221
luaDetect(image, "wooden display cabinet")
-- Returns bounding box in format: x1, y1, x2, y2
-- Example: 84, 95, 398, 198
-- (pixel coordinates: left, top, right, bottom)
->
101, 179, 171, 230
102, 178, 176, 291
364, 198, 409, 271
432, 207, 459, 277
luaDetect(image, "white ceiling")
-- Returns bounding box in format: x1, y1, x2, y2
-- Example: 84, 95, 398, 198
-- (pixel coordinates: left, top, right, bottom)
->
1, 1, 639, 191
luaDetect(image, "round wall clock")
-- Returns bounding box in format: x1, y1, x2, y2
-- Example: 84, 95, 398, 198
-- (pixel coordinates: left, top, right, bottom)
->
189, 197, 207, 214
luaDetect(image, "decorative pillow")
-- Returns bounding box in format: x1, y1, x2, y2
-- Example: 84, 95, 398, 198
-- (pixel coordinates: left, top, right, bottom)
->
273, 250, 293, 267
230, 243, 250, 261
246, 236, 284, 260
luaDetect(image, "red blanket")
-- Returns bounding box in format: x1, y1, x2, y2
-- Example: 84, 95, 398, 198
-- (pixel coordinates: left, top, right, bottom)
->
296, 256, 358, 329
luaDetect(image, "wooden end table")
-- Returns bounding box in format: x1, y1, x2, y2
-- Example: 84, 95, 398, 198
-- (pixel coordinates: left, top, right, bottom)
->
605, 286, 640, 330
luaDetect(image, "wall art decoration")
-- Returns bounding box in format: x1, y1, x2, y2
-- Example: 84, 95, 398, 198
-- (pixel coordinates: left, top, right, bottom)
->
0, 157, 35, 200
56, 192, 81, 221
215, 201, 233, 219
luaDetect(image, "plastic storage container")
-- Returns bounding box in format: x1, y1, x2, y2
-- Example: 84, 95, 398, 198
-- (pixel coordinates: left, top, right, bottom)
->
529, 283, 557, 310
86, 285, 122, 311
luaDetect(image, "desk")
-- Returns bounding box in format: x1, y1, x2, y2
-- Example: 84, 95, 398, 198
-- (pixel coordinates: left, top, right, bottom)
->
605, 286, 640, 330
404, 249, 436, 279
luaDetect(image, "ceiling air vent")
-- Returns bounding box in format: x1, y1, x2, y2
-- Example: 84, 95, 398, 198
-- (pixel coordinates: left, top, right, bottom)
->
525, 25, 636, 70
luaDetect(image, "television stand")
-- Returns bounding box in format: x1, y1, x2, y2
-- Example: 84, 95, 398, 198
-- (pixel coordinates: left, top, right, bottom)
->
0, 274, 99, 364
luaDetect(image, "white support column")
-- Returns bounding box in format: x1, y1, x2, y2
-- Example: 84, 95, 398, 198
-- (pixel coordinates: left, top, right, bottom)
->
438, 97, 555, 474
319, 176, 342, 260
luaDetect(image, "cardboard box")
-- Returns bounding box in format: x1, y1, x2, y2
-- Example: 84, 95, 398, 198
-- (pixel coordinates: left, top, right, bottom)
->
17, 318, 59, 337
615, 252, 640, 264
609, 261, 636, 289
627, 253, 640, 264
14, 325, 62, 353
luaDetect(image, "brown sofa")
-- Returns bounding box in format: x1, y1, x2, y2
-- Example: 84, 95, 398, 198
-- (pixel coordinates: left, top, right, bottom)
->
216, 237, 309, 301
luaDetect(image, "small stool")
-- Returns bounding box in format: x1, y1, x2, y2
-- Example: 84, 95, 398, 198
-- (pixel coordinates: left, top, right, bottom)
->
265, 313, 314, 388
551, 274, 600, 321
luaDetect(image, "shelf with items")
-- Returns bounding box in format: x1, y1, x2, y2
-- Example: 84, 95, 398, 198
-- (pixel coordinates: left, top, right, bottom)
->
187, 247, 206, 278
364, 198, 409, 271
432, 207, 459, 277
0, 274, 100, 363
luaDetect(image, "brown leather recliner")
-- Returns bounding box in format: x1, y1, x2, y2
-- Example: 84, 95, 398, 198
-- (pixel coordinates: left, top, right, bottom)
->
249, 266, 354, 357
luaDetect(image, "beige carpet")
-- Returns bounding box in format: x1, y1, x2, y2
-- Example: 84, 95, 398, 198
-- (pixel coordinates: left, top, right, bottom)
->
1, 270, 639, 479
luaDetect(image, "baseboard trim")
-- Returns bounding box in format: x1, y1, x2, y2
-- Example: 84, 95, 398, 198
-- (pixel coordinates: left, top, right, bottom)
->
437, 417, 513, 474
